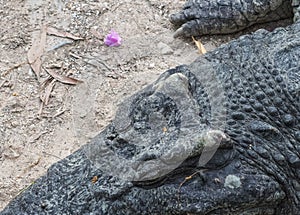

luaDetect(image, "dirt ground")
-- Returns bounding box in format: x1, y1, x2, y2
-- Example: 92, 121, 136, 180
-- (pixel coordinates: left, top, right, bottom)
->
0, 0, 292, 210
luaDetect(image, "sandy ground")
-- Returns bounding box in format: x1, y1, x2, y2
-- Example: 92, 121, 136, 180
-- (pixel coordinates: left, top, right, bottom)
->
0, 0, 292, 210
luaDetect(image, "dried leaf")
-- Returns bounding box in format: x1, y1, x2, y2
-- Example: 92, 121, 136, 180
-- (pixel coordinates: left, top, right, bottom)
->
47, 27, 84, 40
27, 25, 47, 78
91, 176, 98, 184
40, 78, 56, 105
192, 36, 207, 55
30, 58, 42, 78
44, 67, 83, 85
162, 127, 168, 133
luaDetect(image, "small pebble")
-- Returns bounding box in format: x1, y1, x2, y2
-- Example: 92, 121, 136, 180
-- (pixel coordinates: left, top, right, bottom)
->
157, 42, 173, 55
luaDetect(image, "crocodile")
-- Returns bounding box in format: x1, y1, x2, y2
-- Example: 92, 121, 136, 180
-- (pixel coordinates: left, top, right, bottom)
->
2, 1, 300, 215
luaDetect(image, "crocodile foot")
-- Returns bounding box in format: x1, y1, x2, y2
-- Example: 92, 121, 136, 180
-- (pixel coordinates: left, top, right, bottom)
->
170, 0, 293, 37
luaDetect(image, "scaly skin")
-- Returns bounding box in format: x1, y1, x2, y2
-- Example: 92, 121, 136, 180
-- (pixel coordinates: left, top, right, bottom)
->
170, 0, 294, 37
1, 20, 300, 214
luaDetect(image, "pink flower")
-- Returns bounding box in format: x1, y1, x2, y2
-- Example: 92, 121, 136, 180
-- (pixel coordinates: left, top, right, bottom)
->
104, 30, 122, 47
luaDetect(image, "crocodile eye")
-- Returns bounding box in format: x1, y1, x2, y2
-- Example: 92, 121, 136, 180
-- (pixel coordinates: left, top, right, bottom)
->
195, 130, 235, 170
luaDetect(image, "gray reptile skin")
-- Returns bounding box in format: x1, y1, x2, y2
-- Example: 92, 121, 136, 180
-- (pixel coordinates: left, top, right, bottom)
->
170, 0, 296, 37
1, 1, 300, 215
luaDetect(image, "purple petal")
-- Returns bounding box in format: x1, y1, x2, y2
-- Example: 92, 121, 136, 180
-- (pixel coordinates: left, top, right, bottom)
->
104, 30, 122, 47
